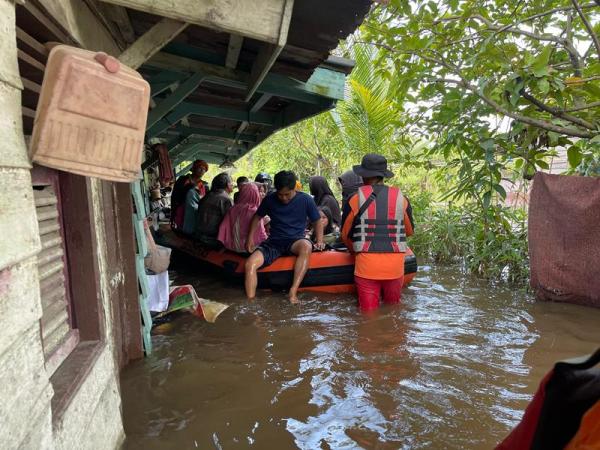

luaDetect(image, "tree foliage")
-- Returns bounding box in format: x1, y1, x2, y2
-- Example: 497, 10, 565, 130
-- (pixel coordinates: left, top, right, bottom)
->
359, 0, 600, 196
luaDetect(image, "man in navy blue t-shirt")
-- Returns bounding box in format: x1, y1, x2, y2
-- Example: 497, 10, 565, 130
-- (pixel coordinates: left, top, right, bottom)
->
245, 170, 324, 303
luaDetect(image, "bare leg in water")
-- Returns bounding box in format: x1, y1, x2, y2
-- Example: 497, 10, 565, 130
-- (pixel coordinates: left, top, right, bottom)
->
288, 239, 313, 304
245, 251, 265, 300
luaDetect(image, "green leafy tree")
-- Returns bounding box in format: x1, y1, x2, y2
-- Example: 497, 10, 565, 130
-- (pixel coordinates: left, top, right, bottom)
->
360, 0, 600, 190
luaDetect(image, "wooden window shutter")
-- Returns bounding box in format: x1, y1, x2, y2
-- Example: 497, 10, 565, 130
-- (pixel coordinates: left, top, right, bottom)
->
34, 183, 79, 375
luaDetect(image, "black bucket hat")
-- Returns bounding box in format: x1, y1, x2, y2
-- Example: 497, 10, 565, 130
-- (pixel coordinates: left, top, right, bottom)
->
352, 153, 394, 178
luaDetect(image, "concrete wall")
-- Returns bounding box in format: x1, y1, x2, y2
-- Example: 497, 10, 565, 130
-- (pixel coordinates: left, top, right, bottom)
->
0, 1, 125, 448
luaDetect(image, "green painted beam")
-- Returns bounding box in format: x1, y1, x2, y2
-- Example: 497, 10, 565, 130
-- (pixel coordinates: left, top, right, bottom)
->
164, 133, 188, 150
175, 151, 223, 168
304, 67, 346, 101
181, 151, 235, 168
250, 93, 272, 113
146, 102, 277, 138
165, 99, 336, 167
173, 141, 229, 163
150, 81, 177, 98
162, 125, 257, 143
147, 52, 245, 84
170, 137, 228, 160
177, 156, 227, 176
173, 140, 246, 166
147, 72, 187, 97
144, 53, 345, 103
278, 99, 336, 129
146, 50, 346, 100
147, 71, 186, 84
164, 41, 227, 67
146, 72, 205, 130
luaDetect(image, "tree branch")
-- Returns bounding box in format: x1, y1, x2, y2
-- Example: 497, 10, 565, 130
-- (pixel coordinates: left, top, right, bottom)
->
563, 101, 600, 112
439, 5, 593, 70
571, 0, 600, 60
359, 41, 598, 139
428, 78, 595, 138
497, 3, 597, 32
471, 14, 565, 44
520, 90, 596, 129
579, 75, 600, 82
291, 128, 334, 171
435, 3, 598, 29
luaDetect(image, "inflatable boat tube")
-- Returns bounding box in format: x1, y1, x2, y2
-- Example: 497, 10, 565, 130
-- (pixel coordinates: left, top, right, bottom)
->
158, 227, 417, 294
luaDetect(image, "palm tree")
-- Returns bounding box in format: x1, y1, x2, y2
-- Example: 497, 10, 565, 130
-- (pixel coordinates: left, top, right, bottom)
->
331, 44, 398, 157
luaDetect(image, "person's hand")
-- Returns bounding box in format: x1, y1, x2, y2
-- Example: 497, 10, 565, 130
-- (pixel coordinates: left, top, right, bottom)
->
246, 238, 256, 254
314, 240, 326, 251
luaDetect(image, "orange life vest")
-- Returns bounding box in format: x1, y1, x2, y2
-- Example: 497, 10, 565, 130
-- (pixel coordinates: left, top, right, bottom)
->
350, 184, 407, 253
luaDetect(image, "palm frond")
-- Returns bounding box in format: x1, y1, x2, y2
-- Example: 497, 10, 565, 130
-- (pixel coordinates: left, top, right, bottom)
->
332, 43, 398, 155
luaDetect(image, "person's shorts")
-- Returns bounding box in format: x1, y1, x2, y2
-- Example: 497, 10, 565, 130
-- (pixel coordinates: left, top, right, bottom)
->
255, 238, 311, 267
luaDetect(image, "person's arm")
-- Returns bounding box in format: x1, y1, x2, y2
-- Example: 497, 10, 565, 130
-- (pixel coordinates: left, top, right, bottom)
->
312, 217, 325, 250
326, 196, 342, 228
245, 215, 262, 253
306, 196, 324, 250
404, 197, 414, 237
248, 195, 269, 251
340, 194, 357, 251
341, 196, 352, 226
221, 197, 233, 216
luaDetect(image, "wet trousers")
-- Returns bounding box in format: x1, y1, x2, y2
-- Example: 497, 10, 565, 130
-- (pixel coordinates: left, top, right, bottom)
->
355, 275, 403, 311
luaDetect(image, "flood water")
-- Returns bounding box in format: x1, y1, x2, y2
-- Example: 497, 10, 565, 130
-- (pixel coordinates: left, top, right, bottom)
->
121, 258, 600, 449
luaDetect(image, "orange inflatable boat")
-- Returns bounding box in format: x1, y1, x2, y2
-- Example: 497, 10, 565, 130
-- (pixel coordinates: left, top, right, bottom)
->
158, 227, 417, 294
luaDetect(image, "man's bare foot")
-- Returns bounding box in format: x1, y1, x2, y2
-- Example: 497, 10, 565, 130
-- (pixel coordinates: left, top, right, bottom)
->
288, 291, 299, 304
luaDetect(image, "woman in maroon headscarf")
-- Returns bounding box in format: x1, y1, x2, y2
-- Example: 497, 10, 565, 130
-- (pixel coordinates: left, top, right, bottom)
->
218, 182, 268, 253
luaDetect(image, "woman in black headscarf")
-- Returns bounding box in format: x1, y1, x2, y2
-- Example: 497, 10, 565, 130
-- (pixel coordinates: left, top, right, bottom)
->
309, 176, 342, 228
338, 170, 363, 211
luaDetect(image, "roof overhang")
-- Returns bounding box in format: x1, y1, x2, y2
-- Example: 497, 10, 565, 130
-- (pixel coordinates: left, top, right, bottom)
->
95, 0, 371, 168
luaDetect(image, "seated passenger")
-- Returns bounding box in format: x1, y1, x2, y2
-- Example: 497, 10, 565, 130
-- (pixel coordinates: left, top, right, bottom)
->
218, 183, 268, 253
245, 170, 324, 303
255, 182, 271, 232
171, 160, 208, 231
182, 183, 202, 236
255, 181, 267, 200
194, 173, 234, 248
233, 176, 249, 204
338, 170, 363, 224
309, 176, 342, 228
255, 172, 274, 193
308, 206, 338, 245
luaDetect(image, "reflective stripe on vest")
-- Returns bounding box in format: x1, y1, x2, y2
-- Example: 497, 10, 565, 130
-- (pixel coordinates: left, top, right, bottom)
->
351, 185, 407, 253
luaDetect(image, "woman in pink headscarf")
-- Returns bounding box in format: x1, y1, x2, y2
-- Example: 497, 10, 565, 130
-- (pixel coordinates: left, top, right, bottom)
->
218, 182, 268, 253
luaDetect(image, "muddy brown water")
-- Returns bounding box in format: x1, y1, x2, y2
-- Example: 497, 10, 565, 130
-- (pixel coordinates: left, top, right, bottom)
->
121, 259, 600, 449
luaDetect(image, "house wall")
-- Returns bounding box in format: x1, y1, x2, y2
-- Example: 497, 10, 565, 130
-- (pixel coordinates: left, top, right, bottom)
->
0, 0, 127, 448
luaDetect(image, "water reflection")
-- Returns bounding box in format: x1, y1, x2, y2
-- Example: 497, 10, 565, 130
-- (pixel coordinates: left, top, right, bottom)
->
121, 262, 600, 449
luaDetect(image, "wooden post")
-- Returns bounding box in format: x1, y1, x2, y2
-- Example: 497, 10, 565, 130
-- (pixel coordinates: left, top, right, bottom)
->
118, 17, 188, 69
225, 34, 244, 69
245, 0, 294, 101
